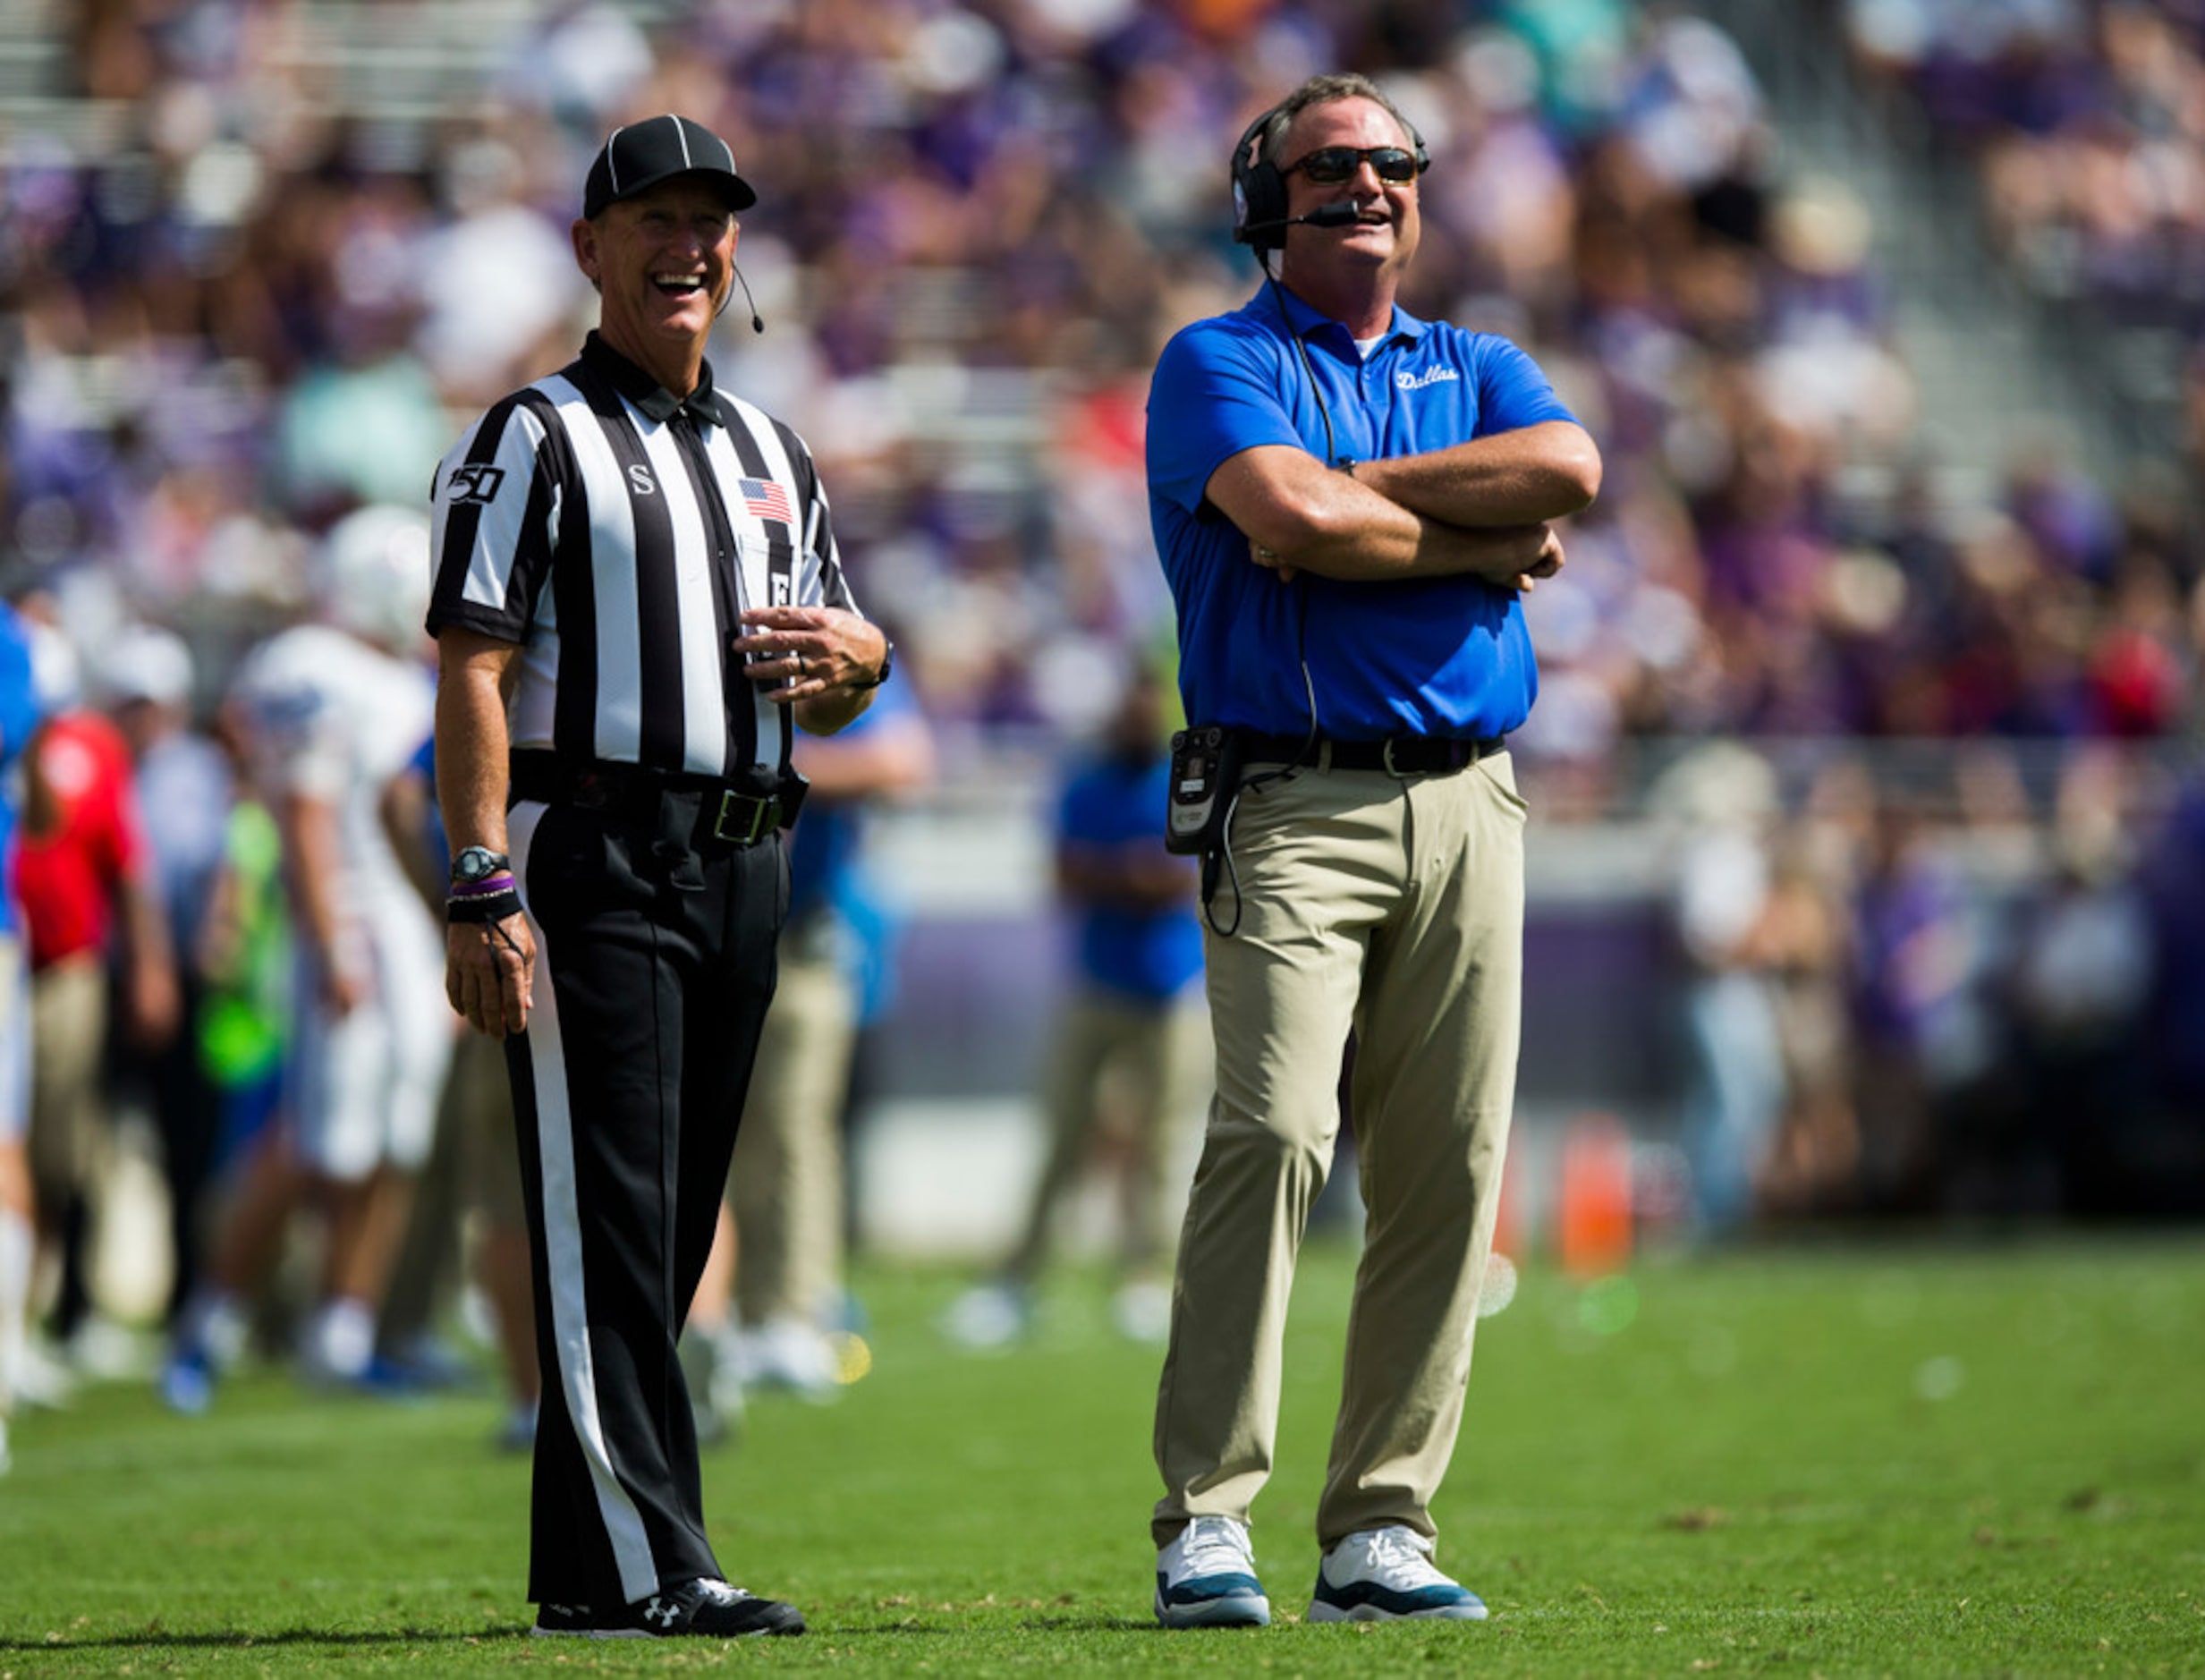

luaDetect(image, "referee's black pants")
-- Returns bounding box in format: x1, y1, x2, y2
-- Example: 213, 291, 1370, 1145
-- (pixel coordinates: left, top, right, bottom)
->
504, 789, 786, 1610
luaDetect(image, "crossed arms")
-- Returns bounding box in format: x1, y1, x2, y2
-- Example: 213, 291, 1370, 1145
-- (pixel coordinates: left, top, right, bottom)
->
1206, 420, 1601, 588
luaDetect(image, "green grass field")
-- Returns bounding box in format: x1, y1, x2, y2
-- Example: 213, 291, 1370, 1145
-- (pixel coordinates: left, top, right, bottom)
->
4, 1236, 2202, 1676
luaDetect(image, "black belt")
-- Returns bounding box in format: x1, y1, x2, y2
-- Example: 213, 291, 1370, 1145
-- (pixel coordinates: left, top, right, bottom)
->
1236, 732, 1505, 775
508, 751, 800, 845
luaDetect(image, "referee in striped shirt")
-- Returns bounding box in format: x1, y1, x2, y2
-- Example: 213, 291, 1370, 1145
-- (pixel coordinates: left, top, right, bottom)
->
427, 115, 889, 1642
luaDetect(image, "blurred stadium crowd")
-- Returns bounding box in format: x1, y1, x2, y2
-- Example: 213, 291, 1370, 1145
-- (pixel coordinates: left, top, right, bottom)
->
8, 0, 2200, 757
0, 0, 2201, 1431
1846, 0, 2205, 339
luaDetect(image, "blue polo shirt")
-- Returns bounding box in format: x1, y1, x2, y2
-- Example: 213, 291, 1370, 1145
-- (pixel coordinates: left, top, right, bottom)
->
786, 678, 924, 1022
1058, 751, 1203, 1005
1147, 284, 1578, 741
0, 604, 43, 939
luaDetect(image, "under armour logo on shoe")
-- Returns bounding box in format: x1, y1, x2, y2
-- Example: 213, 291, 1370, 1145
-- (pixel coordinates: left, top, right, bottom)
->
643, 1596, 682, 1628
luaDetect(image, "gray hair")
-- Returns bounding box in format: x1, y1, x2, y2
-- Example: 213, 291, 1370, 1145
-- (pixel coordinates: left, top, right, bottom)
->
1256, 73, 1421, 167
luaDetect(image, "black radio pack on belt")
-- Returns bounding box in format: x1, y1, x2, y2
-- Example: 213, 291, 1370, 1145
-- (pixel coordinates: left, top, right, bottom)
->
1166, 725, 1244, 856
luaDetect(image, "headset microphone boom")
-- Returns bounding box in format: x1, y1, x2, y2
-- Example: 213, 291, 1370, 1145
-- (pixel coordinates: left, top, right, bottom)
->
1236, 200, 1365, 239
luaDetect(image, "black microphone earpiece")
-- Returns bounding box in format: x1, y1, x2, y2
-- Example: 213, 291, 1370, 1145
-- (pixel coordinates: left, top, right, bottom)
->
1293, 201, 1363, 230
733, 262, 764, 334
1235, 200, 1367, 238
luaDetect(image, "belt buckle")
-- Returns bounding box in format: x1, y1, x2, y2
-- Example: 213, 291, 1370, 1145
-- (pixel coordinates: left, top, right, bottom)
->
1381, 738, 1417, 780
714, 789, 778, 845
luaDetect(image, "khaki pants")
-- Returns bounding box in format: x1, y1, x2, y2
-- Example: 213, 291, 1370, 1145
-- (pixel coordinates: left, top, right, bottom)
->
377, 1024, 523, 1352
26, 956, 107, 1215
1152, 753, 1525, 1549
1005, 987, 1209, 1281
730, 933, 857, 1327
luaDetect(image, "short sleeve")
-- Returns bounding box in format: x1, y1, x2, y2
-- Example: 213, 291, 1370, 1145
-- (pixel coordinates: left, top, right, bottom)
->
1471, 335, 1578, 437
427, 390, 562, 643
1145, 320, 1306, 517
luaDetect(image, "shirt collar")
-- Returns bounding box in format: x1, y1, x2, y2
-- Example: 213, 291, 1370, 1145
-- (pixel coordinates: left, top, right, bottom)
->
581, 330, 725, 427
1252, 282, 1429, 353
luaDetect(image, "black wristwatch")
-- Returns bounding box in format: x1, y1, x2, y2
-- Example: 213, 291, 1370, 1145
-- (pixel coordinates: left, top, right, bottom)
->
449, 845, 511, 886
853, 636, 895, 690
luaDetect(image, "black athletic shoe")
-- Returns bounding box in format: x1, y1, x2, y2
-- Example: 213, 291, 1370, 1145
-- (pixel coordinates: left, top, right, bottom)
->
529, 1601, 594, 1638
597, 1577, 806, 1639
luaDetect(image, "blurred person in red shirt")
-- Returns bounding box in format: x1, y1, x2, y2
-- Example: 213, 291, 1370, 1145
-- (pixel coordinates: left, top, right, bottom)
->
11, 616, 178, 1364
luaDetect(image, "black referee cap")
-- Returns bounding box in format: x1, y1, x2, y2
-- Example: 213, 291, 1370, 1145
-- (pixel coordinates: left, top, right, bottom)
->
582, 115, 757, 220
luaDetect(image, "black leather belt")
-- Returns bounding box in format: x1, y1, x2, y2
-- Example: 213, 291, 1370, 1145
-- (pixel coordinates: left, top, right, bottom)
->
1236, 732, 1505, 776
508, 751, 799, 845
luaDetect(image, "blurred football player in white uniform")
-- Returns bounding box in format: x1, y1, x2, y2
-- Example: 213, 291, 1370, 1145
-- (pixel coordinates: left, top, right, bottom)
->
165, 506, 450, 1403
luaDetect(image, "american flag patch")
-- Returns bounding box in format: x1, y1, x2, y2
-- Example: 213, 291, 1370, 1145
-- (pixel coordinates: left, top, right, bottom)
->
740, 478, 793, 524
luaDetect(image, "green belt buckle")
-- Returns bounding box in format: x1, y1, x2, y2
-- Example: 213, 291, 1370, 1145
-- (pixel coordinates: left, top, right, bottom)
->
715, 790, 778, 844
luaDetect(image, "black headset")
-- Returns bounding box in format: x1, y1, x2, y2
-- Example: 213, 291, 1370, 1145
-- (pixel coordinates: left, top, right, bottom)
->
1230, 98, 1430, 252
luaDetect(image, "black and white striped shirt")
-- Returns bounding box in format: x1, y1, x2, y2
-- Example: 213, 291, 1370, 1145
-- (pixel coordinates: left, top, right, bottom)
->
427, 332, 855, 777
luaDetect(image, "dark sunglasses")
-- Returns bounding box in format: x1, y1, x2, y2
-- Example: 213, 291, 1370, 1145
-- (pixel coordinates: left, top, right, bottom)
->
1282, 145, 1424, 185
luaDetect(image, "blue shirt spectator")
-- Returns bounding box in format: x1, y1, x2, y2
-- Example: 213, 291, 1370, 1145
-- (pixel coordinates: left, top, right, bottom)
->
784, 674, 930, 1024
0, 604, 41, 936
1056, 741, 1202, 1005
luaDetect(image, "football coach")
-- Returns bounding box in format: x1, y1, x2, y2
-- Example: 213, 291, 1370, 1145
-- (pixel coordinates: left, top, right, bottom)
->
1143, 74, 1600, 1628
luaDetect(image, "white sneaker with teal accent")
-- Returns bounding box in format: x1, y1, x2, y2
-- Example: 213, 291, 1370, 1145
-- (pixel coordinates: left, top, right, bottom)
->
1309, 1525, 1488, 1622
1154, 1515, 1270, 1628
